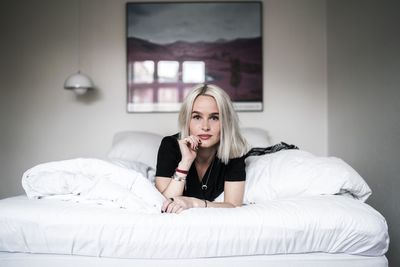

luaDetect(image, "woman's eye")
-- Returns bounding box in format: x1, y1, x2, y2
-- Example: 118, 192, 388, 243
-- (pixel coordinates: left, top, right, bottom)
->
210, 116, 219, 121
192, 115, 201, 120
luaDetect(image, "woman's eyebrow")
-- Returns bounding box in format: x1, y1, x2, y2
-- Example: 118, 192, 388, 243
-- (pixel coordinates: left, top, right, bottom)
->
191, 111, 219, 116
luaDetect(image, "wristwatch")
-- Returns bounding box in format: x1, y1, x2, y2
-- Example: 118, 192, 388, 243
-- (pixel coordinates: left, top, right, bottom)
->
172, 172, 186, 182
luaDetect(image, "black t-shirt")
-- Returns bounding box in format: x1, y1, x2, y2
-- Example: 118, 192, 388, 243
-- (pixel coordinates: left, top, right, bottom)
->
155, 134, 246, 201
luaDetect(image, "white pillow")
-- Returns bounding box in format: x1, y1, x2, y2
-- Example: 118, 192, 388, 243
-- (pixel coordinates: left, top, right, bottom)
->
244, 150, 372, 204
241, 127, 271, 148
110, 158, 156, 184
107, 131, 163, 169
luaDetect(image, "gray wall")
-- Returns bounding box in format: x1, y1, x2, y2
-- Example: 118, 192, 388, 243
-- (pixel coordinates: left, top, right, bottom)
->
327, 0, 400, 265
0, 0, 327, 197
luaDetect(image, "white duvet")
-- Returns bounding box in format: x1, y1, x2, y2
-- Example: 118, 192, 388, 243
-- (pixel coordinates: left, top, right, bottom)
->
21, 158, 165, 213
0, 195, 388, 259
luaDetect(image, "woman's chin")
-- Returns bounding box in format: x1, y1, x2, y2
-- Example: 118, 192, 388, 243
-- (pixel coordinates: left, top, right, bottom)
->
199, 140, 219, 149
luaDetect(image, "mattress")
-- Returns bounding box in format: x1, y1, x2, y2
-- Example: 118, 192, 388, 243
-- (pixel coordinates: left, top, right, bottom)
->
0, 251, 389, 267
0, 195, 388, 259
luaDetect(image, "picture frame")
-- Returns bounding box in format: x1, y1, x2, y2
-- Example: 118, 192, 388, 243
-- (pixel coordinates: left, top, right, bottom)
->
126, 1, 263, 112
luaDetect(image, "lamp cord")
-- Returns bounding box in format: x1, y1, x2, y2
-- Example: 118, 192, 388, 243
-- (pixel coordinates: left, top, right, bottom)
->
77, 0, 81, 73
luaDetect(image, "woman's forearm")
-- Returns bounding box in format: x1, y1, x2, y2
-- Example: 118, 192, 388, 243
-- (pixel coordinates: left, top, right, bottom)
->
156, 160, 192, 198
163, 196, 238, 213
192, 198, 238, 208
159, 179, 185, 198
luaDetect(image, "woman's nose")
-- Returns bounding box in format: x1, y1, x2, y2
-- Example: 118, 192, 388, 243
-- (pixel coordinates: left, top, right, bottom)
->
201, 120, 210, 131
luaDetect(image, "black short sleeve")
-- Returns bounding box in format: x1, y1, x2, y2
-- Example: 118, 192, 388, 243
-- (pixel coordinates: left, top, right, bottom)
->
155, 135, 181, 178
224, 155, 246, 181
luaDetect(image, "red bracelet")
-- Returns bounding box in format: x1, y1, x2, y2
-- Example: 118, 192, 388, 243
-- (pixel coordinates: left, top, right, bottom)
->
176, 168, 189, 175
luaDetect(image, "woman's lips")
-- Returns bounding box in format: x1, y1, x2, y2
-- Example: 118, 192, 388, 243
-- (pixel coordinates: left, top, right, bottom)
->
198, 134, 212, 140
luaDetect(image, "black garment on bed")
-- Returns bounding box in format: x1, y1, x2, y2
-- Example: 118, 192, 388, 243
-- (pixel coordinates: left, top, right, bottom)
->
245, 142, 299, 157
156, 134, 246, 201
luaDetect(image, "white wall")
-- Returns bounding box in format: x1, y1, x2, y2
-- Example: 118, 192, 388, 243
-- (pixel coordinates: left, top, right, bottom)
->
0, 0, 327, 198
327, 0, 400, 265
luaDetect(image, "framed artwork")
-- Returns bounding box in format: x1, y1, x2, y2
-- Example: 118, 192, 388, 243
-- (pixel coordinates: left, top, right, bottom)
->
126, 1, 263, 112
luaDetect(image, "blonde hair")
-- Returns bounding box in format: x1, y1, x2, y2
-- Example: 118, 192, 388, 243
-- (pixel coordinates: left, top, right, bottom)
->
178, 84, 249, 164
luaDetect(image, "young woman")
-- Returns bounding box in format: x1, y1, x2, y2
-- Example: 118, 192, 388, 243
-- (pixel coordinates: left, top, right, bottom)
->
155, 84, 249, 213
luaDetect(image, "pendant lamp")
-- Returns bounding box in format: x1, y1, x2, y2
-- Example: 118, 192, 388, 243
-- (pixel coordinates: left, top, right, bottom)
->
64, 71, 94, 95
64, 0, 94, 94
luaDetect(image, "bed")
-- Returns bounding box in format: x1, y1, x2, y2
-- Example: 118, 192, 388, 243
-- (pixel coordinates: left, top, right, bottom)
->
0, 128, 389, 266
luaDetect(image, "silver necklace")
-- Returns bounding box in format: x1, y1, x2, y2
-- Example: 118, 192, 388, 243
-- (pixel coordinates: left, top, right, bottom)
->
201, 157, 215, 191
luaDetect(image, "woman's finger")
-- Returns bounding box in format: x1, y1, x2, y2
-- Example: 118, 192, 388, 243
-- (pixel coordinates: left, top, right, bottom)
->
161, 199, 173, 213
166, 201, 175, 213
171, 203, 182, 213
186, 136, 194, 149
183, 137, 195, 149
192, 135, 200, 143
161, 200, 168, 212
184, 138, 194, 150
194, 136, 201, 149
189, 135, 200, 150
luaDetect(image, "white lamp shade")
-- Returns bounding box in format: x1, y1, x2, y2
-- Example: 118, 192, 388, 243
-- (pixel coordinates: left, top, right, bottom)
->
64, 72, 94, 94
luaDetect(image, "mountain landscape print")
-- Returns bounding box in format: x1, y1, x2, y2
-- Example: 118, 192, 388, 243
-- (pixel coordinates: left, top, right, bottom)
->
127, 2, 262, 112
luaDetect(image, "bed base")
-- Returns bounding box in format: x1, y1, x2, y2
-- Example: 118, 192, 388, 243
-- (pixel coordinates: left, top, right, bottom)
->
0, 252, 388, 267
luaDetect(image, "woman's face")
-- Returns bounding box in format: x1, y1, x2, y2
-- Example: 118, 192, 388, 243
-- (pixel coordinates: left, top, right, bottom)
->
189, 95, 221, 149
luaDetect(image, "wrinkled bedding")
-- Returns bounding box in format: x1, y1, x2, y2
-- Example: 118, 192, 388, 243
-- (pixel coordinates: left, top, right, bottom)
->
22, 158, 164, 213
0, 195, 388, 259
1, 151, 388, 259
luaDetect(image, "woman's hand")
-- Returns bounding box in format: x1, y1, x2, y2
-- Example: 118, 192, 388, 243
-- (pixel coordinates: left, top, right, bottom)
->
177, 135, 201, 166
161, 196, 201, 214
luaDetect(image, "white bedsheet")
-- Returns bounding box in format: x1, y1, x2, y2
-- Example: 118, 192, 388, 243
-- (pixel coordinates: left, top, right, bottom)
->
0, 195, 388, 259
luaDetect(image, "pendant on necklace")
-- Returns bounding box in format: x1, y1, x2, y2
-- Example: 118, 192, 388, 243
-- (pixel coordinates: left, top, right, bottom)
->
200, 156, 215, 191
